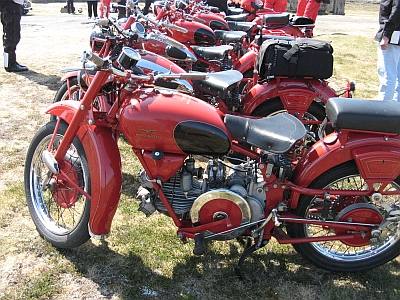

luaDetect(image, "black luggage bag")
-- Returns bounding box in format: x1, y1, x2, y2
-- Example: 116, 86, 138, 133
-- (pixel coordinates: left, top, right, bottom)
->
256, 38, 334, 80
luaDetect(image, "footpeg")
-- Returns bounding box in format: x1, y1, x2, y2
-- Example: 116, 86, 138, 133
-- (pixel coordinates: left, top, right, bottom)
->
193, 233, 207, 256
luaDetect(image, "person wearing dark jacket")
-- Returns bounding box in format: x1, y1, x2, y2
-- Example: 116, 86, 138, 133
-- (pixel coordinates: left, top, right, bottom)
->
376, 0, 400, 101
1, 0, 28, 72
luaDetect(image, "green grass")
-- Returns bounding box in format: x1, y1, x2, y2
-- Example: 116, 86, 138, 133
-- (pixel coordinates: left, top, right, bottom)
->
322, 34, 379, 98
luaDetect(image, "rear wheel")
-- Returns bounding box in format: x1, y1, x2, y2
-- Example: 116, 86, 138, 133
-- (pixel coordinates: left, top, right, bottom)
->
24, 121, 91, 248
288, 162, 400, 272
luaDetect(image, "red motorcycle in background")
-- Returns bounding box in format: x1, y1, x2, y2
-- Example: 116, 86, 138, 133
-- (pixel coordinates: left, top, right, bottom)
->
25, 47, 400, 273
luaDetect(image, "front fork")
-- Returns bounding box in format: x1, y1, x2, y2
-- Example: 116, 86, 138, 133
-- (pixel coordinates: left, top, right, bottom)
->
53, 71, 109, 161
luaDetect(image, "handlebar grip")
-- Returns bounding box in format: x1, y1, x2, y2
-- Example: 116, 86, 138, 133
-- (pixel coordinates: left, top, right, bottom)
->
179, 73, 207, 80
85, 51, 105, 68
155, 73, 207, 81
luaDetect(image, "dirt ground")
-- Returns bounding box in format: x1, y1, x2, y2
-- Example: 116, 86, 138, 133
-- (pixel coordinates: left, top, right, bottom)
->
1, 3, 396, 300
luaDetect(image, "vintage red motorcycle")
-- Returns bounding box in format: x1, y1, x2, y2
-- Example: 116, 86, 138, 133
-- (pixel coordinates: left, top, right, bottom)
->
25, 47, 400, 272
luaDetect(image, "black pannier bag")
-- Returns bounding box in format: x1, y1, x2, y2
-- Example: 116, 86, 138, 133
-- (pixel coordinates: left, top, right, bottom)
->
256, 38, 334, 80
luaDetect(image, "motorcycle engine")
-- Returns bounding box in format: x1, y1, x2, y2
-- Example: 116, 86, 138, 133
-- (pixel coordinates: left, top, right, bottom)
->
138, 157, 266, 239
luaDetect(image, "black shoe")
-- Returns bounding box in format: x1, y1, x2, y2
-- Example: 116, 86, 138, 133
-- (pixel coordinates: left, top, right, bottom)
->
16, 62, 27, 69
5, 63, 29, 72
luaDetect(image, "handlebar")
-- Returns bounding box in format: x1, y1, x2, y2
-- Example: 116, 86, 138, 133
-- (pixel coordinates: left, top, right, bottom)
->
83, 50, 207, 82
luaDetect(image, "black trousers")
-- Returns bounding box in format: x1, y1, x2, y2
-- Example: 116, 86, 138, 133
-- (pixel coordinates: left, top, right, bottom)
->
0, 0, 22, 59
143, 0, 153, 15
67, 0, 75, 14
87, 1, 98, 18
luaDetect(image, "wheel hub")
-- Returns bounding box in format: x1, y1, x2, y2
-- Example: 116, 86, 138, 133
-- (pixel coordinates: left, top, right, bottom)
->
335, 203, 383, 247
52, 160, 80, 209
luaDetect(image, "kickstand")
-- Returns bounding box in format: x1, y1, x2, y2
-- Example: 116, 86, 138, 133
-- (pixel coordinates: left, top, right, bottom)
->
235, 239, 267, 280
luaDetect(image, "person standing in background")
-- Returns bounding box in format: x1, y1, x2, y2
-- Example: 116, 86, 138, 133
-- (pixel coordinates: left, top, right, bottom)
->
99, 0, 111, 18
296, 0, 323, 22
376, 0, 400, 101
87, 0, 98, 19
264, 0, 287, 13
116, 0, 127, 18
1, 0, 28, 72
66, 0, 75, 14
142, 0, 154, 15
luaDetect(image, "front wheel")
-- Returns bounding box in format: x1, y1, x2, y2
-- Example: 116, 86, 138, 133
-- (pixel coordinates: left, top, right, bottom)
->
24, 121, 91, 248
288, 162, 400, 272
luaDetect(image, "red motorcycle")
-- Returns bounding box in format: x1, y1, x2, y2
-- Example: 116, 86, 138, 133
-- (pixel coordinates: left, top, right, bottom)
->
154, 0, 231, 31
25, 48, 400, 272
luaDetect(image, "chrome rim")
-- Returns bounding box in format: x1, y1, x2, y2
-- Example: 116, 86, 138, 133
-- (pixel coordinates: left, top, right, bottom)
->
61, 84, 82, 101
304, 174, 400, 262
29, 134, 88, 235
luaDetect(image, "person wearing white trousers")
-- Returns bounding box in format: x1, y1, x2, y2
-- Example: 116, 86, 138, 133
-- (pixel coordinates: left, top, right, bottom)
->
376, 0, 400, 101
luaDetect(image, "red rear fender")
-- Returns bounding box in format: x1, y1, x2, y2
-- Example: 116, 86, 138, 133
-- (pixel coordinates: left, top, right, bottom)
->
46, 102, 122, 235
242, 79, 337, 116
290, 132, 400, 208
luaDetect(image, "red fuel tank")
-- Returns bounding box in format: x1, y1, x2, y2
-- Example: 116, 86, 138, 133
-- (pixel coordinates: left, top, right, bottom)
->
119, 89, 230, 155
169, 20, 216, 46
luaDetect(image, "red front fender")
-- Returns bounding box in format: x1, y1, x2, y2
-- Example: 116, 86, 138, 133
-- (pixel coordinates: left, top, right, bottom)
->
242, 79, 337, 116
61, 71, 79, 82
290, 132, 400, 208
46, 101, 122, 235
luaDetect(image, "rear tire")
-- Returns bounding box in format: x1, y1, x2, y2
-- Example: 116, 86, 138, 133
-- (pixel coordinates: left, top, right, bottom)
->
24, 121, 91, 248
288, 162, 400, 272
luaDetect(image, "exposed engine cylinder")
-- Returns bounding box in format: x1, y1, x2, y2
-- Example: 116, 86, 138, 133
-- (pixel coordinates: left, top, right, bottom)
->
137, 158, 266, 232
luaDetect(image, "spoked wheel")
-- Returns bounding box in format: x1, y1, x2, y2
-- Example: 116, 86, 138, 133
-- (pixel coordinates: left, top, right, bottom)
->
288, 162, 400, 272
53, 77, 107, 114
54, 77, 83, 103
24, 121, 91, 248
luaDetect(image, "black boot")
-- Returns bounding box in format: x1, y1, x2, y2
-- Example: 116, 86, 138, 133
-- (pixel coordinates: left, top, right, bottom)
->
4, 52, 28, 72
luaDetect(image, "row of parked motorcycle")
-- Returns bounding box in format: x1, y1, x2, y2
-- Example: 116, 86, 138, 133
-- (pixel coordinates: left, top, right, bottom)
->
24, 0, 400, 273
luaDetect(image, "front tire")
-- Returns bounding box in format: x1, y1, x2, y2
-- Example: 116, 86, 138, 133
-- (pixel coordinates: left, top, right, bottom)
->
24, 121, 91, 248
288, 162, 400, 272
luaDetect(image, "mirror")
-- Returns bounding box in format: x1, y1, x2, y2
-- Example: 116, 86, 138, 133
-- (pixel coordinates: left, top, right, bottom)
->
131, 22, 145, 36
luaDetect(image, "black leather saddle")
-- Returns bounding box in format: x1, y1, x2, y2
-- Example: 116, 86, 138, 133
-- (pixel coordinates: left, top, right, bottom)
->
193, 70, 243, 99
214, 30, 247, 44
227, 21, 256, 34
290, 16, 314, 26
263, 13, 290, 26
225, 113, 306, 153
253, 34, 294, 45
191, 45, 233, 61
227, 7, 244, 15
326, 98, 400, 134
225, 13, 249, 22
